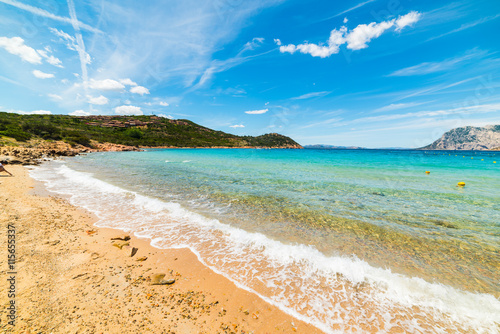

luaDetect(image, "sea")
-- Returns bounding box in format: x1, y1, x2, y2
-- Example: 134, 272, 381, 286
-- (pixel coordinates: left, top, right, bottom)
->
30, 148, 500, 333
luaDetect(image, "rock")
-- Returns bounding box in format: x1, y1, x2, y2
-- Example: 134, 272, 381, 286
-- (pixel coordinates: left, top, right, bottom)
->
150, 273, 175, 285
136, 256, 148, 262
422, 125, 500, 150
112, 242, 129, 249
131, 247, 138, 257
111, 235, 131, 241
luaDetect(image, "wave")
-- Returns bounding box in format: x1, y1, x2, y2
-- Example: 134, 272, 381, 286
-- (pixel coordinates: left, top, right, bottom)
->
29, 163, 500, 333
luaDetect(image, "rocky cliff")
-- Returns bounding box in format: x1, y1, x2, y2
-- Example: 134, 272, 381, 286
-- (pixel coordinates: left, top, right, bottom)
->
422, 125, 500, 150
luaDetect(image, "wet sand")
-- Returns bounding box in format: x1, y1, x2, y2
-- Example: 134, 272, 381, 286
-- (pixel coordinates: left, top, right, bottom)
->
0, 165, 321, 333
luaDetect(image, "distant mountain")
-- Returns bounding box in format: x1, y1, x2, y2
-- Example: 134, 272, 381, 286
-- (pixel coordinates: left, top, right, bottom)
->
0, 112, 302, 149
304, 144, 365, 150
421, 125, 500, 150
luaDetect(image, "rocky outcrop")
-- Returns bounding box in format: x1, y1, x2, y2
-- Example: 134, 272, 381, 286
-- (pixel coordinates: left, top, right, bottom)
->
0, 140, 140, 165
421, 125, 500, 150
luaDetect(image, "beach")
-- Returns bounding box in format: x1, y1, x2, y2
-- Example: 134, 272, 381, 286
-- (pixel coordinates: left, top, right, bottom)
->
0, 165, 320, 333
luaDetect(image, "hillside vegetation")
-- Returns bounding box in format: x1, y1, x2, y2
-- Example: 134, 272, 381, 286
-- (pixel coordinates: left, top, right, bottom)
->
0, 112, 302, 149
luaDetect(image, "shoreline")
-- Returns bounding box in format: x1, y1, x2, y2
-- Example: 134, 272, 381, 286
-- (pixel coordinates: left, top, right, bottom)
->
0, 165, 321, 333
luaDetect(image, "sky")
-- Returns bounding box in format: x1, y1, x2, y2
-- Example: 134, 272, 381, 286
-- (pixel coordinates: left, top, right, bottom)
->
0, 0, 499, 148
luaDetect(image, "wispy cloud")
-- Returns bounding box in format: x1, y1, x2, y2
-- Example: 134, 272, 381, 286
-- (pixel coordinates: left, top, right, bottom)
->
427, 13, 500, 42
291, 91, 331, 100
0, 0, 101, 33
230, 124, 245, 128
372, 102, 425, 113
389, 49, 487, 76
316, 0, 377, 23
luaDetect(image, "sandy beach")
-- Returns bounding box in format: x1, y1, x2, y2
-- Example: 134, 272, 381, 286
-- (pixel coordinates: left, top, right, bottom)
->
0, 165, 321, 334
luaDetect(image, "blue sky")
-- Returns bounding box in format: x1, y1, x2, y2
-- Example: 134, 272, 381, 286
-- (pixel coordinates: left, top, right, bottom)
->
0, 0, 499, 148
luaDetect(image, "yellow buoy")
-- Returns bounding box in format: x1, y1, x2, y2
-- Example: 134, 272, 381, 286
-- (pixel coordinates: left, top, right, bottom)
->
494, 161, 497, 163
458, 182, 466, 187
481, 159, 484, 161
425, 171, 430, 174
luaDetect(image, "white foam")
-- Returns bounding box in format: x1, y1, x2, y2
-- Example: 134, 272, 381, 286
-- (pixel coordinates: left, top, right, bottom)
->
29, 163, 500, 333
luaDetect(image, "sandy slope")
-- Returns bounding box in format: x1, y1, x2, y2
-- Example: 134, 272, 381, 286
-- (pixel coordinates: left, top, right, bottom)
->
0, 165, 320, 334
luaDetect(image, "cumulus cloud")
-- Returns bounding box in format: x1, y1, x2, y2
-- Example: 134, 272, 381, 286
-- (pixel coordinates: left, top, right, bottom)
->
159, 101, 169, 106
88, 79, 125, 91
87, 95, 109, 105
395, 11, 421, 31
70, 110, 91, 116
230, 124, 245, 128
158, 114, 173, 119
0, 36, 42, 64
244, 108, 268, 114
277, 11, 421, 58
114, 105, 143, 115
33, 70, 54, 79
12, 109, 52, 115
130, 85, 150, 95
120, 78, 138, 86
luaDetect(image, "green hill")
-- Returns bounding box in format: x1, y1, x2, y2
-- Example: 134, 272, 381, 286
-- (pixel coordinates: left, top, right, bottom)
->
0, 112, 302, 149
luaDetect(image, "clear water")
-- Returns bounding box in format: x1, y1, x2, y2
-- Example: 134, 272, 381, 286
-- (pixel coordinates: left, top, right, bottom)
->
30, 149, 500, 333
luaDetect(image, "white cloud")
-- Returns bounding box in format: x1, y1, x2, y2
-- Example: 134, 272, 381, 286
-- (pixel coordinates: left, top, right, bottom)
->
274, 38, 282, 46
33, 70, 54, 79
158, 114, 173, 119
278, 11, 421, 57
30, 110, 52, 115
0, 36, 42, 64
48, 93, 63, 101
130, 85, 150, 95
89, 79, 125, 91
395, 11, 421, 31
244, 108, 268, 114
114, 105, 143, 115
87, 95, 109, 105
70, 110, 91, 116
120, 78, 138, 86
343, 17, 348, 23
230, 124, 245, 128
346, 20, 394, 50
159, 101, 169, 106
36, 48, 63, 68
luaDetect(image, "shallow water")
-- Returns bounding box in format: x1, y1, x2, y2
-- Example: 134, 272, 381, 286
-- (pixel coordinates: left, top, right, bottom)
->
31, 149, 500, 333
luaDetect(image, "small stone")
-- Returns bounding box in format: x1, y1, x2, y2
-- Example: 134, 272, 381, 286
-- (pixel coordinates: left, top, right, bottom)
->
131, 247, 138, 257
112, 242, 129, 249
136, 256, 148, 262
111, 235, 131, 241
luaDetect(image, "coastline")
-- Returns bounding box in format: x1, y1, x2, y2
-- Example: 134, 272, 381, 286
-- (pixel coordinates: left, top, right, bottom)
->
0, 165, 320, 333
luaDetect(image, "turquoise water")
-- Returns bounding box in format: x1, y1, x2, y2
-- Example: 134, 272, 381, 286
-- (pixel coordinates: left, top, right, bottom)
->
31, 149, 500, 333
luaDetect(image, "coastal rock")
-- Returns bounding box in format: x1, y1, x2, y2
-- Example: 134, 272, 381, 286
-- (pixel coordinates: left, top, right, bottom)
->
422, 125, 500, 150
112, 242, 129, 249
111, 235, 131, 241
150, 273, 175, 285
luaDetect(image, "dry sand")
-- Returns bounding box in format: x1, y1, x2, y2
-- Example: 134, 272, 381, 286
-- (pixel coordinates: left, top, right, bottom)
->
0, 165, 322, 334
